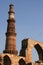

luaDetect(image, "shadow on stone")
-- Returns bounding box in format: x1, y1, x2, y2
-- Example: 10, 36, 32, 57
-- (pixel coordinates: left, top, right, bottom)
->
19, 58, 32, 65
19, 39, 28, 57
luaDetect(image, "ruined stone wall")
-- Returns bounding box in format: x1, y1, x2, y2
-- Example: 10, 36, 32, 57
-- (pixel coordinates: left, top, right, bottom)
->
19, 38, 43, 63
0, 39, 43, 65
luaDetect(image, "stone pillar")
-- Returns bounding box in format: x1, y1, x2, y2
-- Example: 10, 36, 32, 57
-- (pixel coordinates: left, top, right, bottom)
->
25, 48, 32, 64
19, 39, 28, 57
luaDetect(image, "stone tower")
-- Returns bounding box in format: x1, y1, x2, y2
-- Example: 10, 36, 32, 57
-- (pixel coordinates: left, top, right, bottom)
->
0, 3, 43, 65
3, 4, 18, 55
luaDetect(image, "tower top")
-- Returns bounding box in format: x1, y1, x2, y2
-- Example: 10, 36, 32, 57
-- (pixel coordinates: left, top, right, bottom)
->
9, 4, 14, 6
8, 3, 15, 19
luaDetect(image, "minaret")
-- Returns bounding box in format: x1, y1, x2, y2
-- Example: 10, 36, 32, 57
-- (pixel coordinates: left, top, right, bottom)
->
3, 4, 18, 55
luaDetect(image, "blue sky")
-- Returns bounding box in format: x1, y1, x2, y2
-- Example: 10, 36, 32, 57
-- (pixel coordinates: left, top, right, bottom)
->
0, 0, 43, 61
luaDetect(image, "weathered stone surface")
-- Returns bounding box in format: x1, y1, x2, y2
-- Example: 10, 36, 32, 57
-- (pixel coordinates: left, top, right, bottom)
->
0, 3, 43, 65
3, 4, 18, 55
0, 54, 25, 65
19, 39, 28, 57
19, 38, 43, 64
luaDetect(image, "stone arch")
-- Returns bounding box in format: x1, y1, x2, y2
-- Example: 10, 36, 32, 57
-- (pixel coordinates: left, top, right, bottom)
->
3, 55, 11, 65
34, 44, 42, 61
19, 58, 32, 65
19, 58, 26, 65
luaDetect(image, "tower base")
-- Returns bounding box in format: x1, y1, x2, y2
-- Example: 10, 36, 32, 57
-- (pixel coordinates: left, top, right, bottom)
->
3, 49, 18, 55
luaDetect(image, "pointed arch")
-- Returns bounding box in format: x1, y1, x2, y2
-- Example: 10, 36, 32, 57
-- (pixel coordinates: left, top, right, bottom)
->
34, 44, 42, 60
3, 55, 11, 65
19, 58, 26, 65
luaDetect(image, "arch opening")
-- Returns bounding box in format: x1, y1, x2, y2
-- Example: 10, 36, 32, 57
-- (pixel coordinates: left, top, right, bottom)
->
32, 47, 39, 62
3, 55, 11, 65
32, 44, 42, 62
19, 58, 32, 65
34, 44, 42, 61
19, 58, 26, 65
